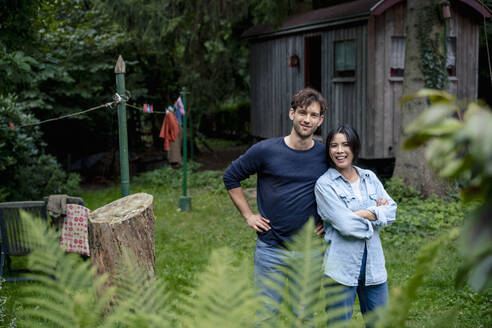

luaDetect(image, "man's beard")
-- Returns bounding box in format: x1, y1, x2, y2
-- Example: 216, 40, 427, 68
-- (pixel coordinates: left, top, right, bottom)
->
293, 122, 315, 139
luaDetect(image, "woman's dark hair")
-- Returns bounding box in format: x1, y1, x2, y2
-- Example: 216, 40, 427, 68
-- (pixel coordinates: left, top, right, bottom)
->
325, 124, 361, 167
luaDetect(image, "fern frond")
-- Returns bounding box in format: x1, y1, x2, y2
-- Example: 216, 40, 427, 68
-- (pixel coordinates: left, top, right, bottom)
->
177, 247, 257, 328
101, 249, 173, 328
16, 212, 113, 328
260, 219, 326, 327
258, 219, 357, 328
376, 228, 460, 328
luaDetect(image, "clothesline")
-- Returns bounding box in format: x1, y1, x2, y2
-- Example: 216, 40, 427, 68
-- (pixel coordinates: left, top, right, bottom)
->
126, 103, 166, 114
5, 92, 186, 131
7, 93, 129, 130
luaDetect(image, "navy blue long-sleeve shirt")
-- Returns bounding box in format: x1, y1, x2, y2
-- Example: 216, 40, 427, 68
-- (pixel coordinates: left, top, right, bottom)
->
223, 137, 328, 247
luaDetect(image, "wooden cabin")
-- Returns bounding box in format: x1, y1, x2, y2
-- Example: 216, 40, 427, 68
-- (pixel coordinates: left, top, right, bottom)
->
244, 0, 491, 159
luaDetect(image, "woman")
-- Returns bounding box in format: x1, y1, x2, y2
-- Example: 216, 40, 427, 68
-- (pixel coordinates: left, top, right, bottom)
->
315, 124, 396, 328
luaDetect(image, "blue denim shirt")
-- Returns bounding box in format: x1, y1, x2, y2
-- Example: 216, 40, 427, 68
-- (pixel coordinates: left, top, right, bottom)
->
315, 167, 397, 286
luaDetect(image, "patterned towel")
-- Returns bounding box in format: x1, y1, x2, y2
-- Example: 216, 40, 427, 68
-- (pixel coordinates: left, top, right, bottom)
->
60, 204, 90, 256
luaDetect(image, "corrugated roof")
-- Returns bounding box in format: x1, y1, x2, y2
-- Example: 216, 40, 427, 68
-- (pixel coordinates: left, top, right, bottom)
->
243, 0, 380, 39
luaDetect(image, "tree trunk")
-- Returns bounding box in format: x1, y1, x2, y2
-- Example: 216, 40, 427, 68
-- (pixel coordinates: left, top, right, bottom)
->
88, 193, 155, 285
393, 0, 450, 197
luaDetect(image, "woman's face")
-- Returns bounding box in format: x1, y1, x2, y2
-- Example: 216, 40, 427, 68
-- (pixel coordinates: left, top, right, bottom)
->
329, 133, 353, 170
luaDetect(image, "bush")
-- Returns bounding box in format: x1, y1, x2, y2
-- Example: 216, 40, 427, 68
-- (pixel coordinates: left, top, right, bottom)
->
10, 154, 82, 201
0, 95, 81, 201
132, 162, 257, 195
384, 177, 421, 203
0, 94, 43, 200
198, 99, 250, 140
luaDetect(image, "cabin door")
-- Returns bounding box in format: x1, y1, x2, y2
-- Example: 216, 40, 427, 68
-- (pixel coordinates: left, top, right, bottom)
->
304, 35, 322, 93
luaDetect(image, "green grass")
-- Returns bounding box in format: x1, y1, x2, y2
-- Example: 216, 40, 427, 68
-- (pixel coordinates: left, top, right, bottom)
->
2, 167, 491, 327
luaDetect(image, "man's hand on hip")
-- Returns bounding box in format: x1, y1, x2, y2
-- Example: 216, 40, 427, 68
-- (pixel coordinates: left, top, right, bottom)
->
245, 214, 271, 232
315, 221, 325, 237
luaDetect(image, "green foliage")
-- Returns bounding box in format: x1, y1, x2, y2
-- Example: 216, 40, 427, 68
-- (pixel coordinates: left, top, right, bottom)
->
403, 89, 492, 201
0, 94, 82, 202
379, 228, 460, 328
382, 194, 465, 246
14, 211, 346, 327
0, 279, 16, 327
11, 154, 82, 200
417, 1, 448, 90
0, 94, 42, 172
264, 219, 330, 327
200, 99, 251, 139
402, 89, 492, 291
16, 212, 113, 328
384, 177, 421, 203
178, 248, 256, 328
4, 174, 491, 327
132, 162, 257, 194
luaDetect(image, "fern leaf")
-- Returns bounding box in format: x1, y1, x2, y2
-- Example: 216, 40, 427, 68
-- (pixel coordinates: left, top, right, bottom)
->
177, 247, 256, 328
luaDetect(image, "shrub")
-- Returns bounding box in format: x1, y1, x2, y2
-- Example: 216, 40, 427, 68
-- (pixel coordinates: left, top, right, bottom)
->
384, 177, 421, 203
0, 95, 81, 201
0, 279, 15, 327
10, 154, 82, 201
133, 162, 257, 195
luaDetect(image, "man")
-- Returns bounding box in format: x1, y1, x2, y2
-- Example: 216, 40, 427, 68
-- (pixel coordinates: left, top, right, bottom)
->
222, 88, 328, 321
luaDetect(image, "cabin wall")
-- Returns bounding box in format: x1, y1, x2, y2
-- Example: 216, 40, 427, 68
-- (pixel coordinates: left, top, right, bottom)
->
452, 7, 480, 100
249, 23, 367, 142
366, 2, 406, 159
366, 2, 480, 159
250, 35, 305, 139
249, 2, 481, 159
320, 23, 367, 143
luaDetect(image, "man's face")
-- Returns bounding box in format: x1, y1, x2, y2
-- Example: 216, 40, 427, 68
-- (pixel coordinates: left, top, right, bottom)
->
289, 102, 324, 139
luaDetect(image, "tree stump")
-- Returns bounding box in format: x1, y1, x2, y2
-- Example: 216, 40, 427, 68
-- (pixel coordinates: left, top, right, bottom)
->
88, 193, 155, 284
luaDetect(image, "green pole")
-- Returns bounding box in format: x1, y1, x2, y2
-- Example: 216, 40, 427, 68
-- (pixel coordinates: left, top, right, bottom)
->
189, 107, 194, 165
179, 87, 191, 211
115, 55, 130, 197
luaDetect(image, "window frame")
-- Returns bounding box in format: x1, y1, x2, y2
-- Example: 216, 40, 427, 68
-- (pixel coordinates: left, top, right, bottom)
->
333, 39, 356, 78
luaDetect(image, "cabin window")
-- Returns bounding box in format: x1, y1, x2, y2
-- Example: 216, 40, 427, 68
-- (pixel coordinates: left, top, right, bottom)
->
391, 37, 405, 77
334, 40, 355, 77
447, 37, 456, 77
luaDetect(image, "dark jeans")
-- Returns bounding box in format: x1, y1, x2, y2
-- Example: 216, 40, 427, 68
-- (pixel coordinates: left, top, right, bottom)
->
325, 246, 388, 328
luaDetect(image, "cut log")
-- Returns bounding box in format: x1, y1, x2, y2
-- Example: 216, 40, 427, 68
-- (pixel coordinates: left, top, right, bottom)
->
88, 192, 155, 284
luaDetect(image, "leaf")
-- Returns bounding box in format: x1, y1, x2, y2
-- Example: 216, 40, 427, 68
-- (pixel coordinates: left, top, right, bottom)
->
400, 88, 455, 104
405, 105, 459, 134
177, 247, 256, 328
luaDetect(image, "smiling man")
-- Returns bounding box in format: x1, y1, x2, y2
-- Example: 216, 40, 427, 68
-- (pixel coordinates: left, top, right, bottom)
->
223, 88, 328, 323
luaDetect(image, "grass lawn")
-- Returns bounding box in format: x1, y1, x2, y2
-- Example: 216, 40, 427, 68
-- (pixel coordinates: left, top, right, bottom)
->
2, 166, 491, 327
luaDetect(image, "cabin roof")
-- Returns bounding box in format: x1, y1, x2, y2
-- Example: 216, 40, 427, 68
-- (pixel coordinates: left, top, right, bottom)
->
243, 0, 492, 40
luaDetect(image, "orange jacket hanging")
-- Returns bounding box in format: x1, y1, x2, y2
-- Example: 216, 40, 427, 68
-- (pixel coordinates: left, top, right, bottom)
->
159, 111, 179, 151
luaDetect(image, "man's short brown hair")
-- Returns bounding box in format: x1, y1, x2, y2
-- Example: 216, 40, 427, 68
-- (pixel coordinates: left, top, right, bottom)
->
290, 88, 328, 115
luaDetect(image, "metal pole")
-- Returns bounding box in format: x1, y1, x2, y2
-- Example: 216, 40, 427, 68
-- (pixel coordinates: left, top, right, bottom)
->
179, 87, 191, 211
115, 55, 130, 197
189, 107, 194, 165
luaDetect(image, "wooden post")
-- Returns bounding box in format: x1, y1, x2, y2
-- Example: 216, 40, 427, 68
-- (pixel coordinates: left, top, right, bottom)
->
89, 193, 155, 285
179, 87, 191, 211
115, 55, 130, 197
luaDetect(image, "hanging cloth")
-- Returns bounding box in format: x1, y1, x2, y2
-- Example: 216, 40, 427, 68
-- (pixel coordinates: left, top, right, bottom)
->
59, 204, 90, 256
168, 125, 183, 165
159, 111, 179, 151
176, 97, 185, 115
143, 104, 153, 113
172, 104, 183, 125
